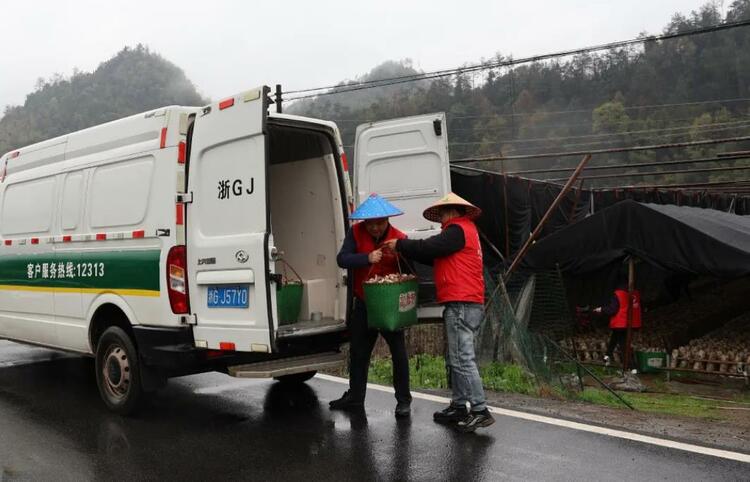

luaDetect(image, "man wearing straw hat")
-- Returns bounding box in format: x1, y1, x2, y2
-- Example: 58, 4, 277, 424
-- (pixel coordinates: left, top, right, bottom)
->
329, 194, 413, 418
385, 193, 494, 432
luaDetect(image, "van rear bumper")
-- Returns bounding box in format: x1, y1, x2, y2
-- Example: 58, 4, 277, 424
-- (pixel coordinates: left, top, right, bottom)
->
132, 325, 347, 377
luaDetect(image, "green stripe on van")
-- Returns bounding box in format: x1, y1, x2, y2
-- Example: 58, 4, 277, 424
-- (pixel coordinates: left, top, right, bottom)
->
0, 249, 161, 292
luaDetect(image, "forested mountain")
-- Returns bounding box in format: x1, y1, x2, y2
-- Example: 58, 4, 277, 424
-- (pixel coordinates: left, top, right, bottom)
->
0, 45, 206, 155
3, 2, 750, 188
290, 1, 750, 187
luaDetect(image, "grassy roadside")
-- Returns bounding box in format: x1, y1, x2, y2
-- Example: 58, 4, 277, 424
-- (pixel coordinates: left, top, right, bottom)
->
368, 355, 750, 420
369, 354, 536, 395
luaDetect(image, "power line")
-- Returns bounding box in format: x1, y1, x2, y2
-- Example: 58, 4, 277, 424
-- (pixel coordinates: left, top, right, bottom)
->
343, 122, 750, 151
450, 165, 750, 193
445, 113, 750, 133
547, 163, 750, 182
283, 19, 750, 100
504, 153, 750, 176
500, 125, 750, 154
451, 135, 750, 162
599, 179, 750, 190
446, 97, 750, 122
445, 119, 750, 146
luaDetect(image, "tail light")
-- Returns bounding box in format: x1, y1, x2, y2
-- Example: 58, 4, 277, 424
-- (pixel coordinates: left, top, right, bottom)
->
167, 245, 190, 314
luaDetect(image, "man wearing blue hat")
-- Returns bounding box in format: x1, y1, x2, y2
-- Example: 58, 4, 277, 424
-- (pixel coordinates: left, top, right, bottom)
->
329, 194, 412, 418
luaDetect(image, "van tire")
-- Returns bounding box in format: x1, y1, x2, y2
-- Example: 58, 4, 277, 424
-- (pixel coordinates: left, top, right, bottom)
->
95, 326, 145, 415
274, 371, 317, 384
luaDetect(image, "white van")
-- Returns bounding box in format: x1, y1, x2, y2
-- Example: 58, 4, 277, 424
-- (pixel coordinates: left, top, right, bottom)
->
0, 85, 451, 413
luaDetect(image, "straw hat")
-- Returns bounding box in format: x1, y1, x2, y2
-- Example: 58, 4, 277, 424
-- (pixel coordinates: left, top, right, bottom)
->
350, 193, 404, 220
423, 192, 482, 223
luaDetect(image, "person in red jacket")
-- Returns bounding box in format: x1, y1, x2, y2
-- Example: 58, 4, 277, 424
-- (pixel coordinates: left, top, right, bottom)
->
594, 280, 642, 371
386, 193, 493, 432
329, 194, 412, 418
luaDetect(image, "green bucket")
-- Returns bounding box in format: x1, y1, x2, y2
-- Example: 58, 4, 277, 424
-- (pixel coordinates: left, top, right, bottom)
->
277, 283, 303, 325
635, 350, 667, 373
363, 279, 419, 331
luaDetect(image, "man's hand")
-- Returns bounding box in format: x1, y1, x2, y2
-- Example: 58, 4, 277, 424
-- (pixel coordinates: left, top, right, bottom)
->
368, 249, 383, 264
383, 239, 398, 251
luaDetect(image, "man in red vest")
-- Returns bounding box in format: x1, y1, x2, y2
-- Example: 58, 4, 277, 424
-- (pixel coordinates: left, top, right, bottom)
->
386, 193, 493, 432
329, 194, 412, 417
594, 279, 642, 372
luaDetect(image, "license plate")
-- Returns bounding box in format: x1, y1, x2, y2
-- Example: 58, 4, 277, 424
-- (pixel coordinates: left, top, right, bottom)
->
207, 285, 249, 308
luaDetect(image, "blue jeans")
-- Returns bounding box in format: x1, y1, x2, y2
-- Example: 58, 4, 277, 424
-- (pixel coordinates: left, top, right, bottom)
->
444, 302, 486, 412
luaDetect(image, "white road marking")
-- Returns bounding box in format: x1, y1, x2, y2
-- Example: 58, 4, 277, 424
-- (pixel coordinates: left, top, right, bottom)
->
315, 373, 750, 464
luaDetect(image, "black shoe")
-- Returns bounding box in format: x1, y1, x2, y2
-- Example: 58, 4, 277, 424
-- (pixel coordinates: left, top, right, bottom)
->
456, 409, 495, 433
433, 404, 468, 424
329, 390, 364, 410
395, 401, 411, 418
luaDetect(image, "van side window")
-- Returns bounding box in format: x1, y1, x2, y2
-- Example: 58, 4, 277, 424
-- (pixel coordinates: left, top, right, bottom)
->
89, 157, 154, 228
1, 177, 56, 235
61, 172, 84, 230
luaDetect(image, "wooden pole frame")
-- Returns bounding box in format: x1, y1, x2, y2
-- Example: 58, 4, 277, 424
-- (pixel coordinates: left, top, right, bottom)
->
623, 257, 636, 374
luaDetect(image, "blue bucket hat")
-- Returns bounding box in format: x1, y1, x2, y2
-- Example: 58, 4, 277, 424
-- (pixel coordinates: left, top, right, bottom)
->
350, 194, 404, 220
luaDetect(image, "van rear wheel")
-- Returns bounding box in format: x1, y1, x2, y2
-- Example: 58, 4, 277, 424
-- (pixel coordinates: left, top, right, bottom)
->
274, 371, 317, 384
95, 326, 144, 415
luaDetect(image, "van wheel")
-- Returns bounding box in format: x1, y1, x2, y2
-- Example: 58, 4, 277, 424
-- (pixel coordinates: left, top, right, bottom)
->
95, 326, 144, 415
274, 371, 317, 384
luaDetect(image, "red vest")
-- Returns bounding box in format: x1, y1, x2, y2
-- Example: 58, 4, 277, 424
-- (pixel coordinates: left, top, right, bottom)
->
352, 222, 407, 300
610, 289, 642, 329
433, 217, 484, 304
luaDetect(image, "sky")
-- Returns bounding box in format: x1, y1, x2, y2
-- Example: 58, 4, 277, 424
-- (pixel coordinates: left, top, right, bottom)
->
0, 0, 714, 110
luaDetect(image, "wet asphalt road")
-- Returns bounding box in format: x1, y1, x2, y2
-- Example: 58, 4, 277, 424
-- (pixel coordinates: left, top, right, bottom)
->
0, 341, 748, 481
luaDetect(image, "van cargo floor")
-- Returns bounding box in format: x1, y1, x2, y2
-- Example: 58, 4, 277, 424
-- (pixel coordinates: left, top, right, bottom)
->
276, 319, 346, 338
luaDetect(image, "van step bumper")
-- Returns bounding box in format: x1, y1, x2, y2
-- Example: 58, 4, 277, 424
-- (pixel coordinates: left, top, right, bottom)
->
227, 351, 345, 378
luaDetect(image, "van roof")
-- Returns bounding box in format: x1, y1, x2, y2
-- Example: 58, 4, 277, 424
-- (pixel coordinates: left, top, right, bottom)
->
0, 107, 341, 175
1, 106, 196, 176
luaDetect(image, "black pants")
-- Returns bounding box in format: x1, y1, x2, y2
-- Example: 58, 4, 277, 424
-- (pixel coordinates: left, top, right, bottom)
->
607, 329, 636, 368
348, 299, 411, 404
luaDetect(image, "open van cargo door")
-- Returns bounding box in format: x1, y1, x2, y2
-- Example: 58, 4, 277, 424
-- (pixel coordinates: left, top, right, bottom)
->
353, 113, 451, 239
186, 86, 277, 352
353, 113, 451, 317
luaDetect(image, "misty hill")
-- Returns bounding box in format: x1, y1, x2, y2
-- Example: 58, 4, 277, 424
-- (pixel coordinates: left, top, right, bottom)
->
290, 1, 750, 187
0, 45, 207, 155
287, 59, 430, 119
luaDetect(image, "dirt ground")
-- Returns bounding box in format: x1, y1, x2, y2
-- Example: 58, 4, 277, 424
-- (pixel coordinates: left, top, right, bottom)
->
420, 383, 750, 454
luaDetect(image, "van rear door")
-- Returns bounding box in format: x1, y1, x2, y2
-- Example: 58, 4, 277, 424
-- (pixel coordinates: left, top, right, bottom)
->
186, 86, 277, 352
353, 113, 452, 314
353, 112, 451, 239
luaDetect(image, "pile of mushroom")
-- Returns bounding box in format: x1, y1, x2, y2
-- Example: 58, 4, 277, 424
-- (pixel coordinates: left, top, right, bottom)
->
669, 313, 750, 374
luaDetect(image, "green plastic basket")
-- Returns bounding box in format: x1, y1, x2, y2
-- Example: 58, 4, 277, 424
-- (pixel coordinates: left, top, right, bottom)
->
277, 283, 303, 325
363, 279, 419, 331
635, 350, 667, 373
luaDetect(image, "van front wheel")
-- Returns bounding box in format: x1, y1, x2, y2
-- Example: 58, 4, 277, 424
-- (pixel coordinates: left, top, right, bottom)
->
274, 371, 317, 384
95, 326, 144, 415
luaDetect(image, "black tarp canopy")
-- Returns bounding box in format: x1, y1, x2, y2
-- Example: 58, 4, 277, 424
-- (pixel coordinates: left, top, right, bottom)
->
521, 200, 750, 278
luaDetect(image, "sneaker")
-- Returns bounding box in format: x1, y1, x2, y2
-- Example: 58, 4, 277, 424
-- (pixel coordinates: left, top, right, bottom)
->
395, 401, 411, 418
329, 390, 364, 410
456, 409, 495, 433
433, 405, 468, 424
603, 355, 611, 367
630, 369, 638, 375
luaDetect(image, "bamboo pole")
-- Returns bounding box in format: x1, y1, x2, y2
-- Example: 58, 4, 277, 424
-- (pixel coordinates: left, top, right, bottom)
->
504, 154, 592, 282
